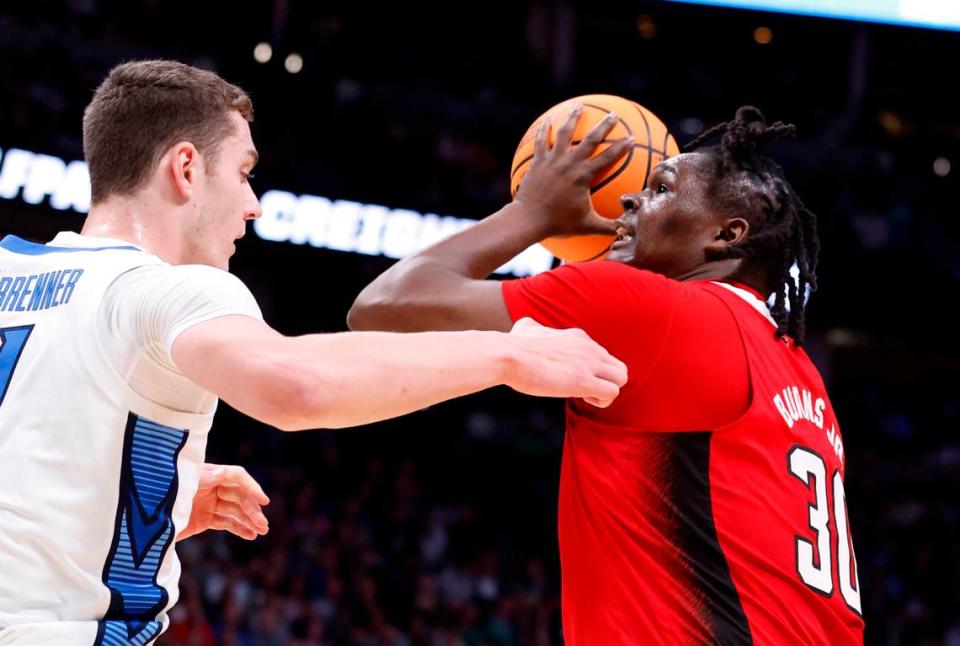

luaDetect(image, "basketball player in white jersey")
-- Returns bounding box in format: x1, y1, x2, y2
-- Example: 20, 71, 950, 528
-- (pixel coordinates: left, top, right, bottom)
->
0, 60, 627, 645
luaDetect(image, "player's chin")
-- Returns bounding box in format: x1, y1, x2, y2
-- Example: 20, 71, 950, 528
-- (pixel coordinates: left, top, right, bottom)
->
605, 242, 636, 265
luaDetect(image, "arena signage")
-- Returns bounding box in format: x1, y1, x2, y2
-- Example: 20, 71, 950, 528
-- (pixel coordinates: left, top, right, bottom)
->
0, 146, 552, 277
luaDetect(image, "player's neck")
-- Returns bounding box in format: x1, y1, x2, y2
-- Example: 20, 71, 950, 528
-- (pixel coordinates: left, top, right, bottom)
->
83, 195, 182, 264
674, 260, 769, 298
674, 259, 742, 284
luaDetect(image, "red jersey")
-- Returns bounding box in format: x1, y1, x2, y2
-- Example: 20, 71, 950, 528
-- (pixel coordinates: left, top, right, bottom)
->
502, 261, 864, 645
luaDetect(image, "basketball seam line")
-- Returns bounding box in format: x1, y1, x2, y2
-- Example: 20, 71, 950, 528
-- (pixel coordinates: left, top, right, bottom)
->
510, 143, 671, 183
632, 103, 655, 191
513, 101, 636, 182
589, 145, 634, 194
579, 240, 616, 262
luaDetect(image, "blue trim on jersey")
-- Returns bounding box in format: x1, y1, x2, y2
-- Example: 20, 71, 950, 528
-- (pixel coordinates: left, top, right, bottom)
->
0, 235, 140, 255
95, 620, 162, 646
0, 325, 34, 407
97, 414, 188, 645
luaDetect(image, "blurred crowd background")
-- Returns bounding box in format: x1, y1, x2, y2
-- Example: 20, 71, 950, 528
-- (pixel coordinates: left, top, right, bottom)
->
2, 1, 958, 644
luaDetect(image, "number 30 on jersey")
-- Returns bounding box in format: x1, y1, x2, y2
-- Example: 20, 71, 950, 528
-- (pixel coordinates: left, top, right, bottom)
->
788, 445, 862, 616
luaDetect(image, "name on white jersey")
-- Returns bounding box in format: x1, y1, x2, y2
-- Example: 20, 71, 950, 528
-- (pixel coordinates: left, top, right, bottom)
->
0, 269, 84, 312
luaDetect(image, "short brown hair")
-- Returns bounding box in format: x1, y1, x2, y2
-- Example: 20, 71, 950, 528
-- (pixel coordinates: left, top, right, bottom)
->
82, 60, 253, 204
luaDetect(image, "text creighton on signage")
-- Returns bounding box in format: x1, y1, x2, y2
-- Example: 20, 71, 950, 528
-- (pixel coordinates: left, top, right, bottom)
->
253, 190, 552, 277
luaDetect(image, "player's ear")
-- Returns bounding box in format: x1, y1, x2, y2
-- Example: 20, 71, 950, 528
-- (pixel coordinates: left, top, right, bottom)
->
167, 142, 200, 201
708, 217, 749, 251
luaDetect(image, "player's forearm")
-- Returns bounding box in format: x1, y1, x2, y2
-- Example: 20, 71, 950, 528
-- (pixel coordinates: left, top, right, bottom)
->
176, 316, 624, 430
276, 330, 514, 430
348, 202, 544, 330
407, 201, 550, 278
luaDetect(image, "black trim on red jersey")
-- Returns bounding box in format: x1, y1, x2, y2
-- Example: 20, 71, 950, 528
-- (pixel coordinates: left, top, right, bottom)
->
670, 432, 754, 646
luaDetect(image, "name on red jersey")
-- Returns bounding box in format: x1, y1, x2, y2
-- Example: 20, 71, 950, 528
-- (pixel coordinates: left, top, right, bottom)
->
773, 385, 844, 466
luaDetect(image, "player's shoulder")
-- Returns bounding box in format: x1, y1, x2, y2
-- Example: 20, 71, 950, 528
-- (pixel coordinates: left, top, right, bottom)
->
118, 262, 247, 286
555, 261, 686, 302
108, 263, 257, 310
552, 260, 676, 286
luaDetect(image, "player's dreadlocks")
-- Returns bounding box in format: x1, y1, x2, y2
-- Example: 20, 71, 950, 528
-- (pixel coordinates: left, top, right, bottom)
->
684, 106, 819, 346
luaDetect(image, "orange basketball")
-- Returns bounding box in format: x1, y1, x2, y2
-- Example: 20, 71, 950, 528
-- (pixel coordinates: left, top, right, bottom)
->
510, 94, 680, 262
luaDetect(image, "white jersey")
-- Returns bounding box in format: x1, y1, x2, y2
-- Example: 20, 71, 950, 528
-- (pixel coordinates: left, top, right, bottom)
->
0, 232, 262, 645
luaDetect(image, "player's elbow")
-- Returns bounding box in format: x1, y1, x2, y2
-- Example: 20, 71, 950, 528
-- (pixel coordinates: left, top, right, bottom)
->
348, 257, 445, 331
345, 293, 379, 331
247, 362, 336, 431
347, 290, 407, 332
262, 384, 334, 432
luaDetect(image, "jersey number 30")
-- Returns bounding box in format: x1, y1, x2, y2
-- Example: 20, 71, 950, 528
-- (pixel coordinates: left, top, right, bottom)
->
788, 445, 862, 615
0, 325, 34, 406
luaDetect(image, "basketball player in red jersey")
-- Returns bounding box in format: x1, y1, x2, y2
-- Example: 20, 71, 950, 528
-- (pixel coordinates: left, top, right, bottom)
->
348, 105, 865, 644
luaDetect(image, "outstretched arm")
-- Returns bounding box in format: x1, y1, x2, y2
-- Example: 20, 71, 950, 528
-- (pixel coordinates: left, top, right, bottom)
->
347, 106, 631, 333
172, 315, 627, 431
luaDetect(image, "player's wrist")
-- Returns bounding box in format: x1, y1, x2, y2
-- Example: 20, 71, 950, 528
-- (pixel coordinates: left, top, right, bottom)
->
478, 330, 523, 388
503, 200, 559, 240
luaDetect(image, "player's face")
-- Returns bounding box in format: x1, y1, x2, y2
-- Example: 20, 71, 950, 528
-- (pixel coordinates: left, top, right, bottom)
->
184, 112, 262, 270
607, 152, 723, 276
